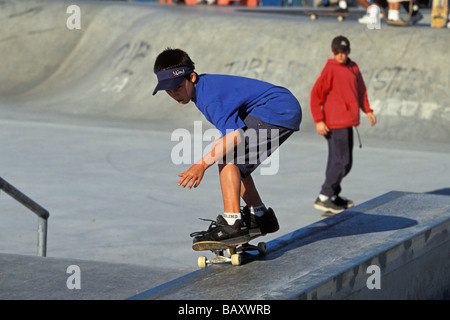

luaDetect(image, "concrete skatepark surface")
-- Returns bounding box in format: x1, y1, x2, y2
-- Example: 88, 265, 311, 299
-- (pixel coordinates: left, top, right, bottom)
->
0, 0, 449, 299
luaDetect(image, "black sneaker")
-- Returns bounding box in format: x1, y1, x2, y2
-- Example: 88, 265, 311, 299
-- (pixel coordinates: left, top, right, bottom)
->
241, 206, 280, 236
334, 195, 354, 209
190, 215, 248, 243
314, 197, 345, 214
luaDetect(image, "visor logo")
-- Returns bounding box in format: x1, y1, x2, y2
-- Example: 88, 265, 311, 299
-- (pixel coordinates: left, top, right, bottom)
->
173, 69, 185, 77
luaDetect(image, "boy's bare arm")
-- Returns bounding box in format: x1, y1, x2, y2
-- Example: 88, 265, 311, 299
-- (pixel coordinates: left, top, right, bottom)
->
177, 130, 243, 189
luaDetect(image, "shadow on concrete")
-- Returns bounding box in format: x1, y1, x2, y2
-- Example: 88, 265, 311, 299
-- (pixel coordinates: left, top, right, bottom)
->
426, 188, 450, 196
242, 212, 418, 264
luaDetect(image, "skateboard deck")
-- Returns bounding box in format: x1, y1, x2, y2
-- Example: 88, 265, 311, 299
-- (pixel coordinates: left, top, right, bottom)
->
305, 9, 351, 22
193, 234, 266, 268
321, 211, 336, 217
383, 1, 419, 27
431, 0, 448, 28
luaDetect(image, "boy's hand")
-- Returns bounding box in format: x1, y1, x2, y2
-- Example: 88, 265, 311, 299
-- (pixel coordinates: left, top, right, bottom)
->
177, 163, 207, 189
367, 112, 377, 126
316, 121, 330, 136
177, 130, 242, 189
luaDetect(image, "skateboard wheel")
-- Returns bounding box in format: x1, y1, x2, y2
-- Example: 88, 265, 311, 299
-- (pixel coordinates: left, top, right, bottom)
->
198, 256, 207, 269
310, 14, 317, 20
257, 242, 267, 254
337, 16, 344, 22
231, 254, 241, 266
227, 247, 236, 256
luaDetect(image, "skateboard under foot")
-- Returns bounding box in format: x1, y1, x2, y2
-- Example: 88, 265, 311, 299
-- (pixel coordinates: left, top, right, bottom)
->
192, 235, 266, 268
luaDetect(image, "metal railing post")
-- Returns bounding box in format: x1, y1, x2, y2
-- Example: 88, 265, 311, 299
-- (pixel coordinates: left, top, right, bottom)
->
37, 216, 48, 257
0, 177, 49, 257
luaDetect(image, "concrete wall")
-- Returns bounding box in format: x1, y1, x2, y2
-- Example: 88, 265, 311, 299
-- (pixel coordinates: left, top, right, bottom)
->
1, 0, 449, 144
299, 212, 450, 299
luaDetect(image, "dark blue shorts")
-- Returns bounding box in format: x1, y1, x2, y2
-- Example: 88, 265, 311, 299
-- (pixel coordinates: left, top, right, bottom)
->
225, 116, 295, 177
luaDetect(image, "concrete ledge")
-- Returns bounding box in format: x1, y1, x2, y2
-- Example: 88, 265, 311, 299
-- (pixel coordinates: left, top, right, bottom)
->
130, 191, 450, 300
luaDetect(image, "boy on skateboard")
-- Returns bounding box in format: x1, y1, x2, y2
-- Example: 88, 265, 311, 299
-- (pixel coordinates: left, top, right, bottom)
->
153, 48, 302, 243
310, 36, 376, 215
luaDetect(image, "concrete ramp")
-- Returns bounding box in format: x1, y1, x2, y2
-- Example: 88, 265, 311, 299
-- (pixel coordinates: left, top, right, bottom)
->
129, 191, 450, 300
0, 0, 449, 143
0, 252, 187, 300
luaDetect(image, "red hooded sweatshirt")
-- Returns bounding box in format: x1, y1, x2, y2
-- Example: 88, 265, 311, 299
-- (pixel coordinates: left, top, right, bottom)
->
310, 58, 372, 129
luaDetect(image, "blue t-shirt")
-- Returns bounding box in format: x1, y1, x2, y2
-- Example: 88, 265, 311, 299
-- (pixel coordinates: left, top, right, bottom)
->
192, 74, 302, 136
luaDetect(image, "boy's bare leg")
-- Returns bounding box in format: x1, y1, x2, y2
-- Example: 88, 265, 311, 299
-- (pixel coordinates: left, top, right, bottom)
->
218, 163, 241, 214
241, 173, 280, 234
217, 163, 279, 236
190, 163, 248, 243
218, 164, 263, 210
240, 174, 263, 208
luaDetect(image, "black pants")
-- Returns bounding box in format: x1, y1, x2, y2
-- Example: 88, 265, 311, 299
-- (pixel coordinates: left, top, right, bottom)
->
320, 127, 353, 197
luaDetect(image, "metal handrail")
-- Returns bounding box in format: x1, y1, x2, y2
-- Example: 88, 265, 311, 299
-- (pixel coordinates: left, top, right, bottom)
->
0, 177, 49, 257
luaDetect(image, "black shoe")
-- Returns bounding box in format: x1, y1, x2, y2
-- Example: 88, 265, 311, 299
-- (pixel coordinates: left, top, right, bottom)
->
314, 197, 345, 214
241, 206, 280, 236
333, 195, 354, 209
190, 215, 248, 243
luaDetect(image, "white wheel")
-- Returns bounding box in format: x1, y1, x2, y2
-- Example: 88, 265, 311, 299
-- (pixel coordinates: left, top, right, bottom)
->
257, 242, 267, 254
198, 256, 207, 269
227, 247, 236, 256
310, 14, 317, 20
231, 254, 241, 266
337, 16, 344, 22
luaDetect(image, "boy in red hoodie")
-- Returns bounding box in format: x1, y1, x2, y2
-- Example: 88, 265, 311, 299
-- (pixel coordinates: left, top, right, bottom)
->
310, 36, 376, 215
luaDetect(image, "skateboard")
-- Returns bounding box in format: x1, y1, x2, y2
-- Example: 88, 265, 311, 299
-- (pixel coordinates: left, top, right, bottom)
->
321, 211, 335, 217
431, 0, 448, 28
193, 234, 266, 268
305, 9, 351, 22
384, 1, 415, 27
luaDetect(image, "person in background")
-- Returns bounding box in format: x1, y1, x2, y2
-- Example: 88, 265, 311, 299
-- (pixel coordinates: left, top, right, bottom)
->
310, 36, 376, 215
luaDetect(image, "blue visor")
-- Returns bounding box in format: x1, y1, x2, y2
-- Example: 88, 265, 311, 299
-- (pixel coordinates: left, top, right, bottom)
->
152, 67, 194, 95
